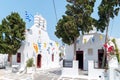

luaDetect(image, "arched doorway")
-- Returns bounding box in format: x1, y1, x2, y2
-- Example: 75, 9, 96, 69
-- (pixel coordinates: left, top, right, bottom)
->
76, 51, 84, 70
37, 54, 42, 68
52, 54, 54, 62
17, 53, 21, 63
98, 49, 106, 68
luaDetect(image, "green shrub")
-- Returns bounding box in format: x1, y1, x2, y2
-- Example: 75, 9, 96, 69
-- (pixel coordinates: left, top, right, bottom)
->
26, 58, 34, 67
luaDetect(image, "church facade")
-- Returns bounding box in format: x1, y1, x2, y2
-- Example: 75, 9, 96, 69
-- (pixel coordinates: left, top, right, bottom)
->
14, 14, 60, 69
65, 30, 120, 70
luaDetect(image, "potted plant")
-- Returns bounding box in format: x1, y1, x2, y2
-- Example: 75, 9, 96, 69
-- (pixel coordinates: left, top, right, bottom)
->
26, 58, 34, 73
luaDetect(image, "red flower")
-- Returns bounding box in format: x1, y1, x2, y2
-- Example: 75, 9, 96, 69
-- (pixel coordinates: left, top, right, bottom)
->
108, 46, 114, 52
104, 43, 108, 48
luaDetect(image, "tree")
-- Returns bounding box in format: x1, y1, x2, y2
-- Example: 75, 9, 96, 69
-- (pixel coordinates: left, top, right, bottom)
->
0, 12, 25, 65
55, 0, 96, 60
97, 0, 120, 68
111, 39, 120, 63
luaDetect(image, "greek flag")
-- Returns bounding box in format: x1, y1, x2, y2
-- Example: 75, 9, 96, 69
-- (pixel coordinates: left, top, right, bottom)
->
25, 11, 33, 22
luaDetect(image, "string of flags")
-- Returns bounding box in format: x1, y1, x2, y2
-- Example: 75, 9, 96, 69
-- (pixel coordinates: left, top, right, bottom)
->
80, 35, 103, 44
32, 42, 59, 54
31, 35, 104, 54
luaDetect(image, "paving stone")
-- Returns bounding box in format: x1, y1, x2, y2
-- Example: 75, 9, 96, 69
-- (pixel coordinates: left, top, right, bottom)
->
0, 68, 90, 80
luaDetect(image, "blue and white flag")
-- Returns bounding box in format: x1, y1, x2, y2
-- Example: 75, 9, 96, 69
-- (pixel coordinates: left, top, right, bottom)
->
25, 11, 33, 22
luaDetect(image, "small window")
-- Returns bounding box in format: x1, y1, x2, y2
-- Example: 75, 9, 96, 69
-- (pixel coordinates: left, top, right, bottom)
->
88, 48, 93, 55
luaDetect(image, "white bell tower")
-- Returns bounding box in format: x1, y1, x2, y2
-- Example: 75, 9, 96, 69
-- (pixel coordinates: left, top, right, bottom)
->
34, 14, 47, 31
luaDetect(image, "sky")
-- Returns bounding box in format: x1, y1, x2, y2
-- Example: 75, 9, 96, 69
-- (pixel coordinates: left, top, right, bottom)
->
0, 0, 120, 44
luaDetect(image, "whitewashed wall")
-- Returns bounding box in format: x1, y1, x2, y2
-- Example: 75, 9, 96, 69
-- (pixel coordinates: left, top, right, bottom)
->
65, 44, 74, 60
14, 14, 60, 69
65, 32, 120, 70
0, 54, 8, 66
88, 60, 108, 80
65, 31, 108, 70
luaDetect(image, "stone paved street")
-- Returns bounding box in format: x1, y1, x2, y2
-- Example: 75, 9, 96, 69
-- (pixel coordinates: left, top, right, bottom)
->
0, 67, 32, 80
0, 67, 96, 80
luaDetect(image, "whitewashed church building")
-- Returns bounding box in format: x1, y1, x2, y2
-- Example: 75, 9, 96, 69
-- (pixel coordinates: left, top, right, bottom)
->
11, 14, 60, 69
65, 29, 120, 70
